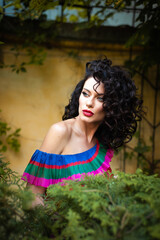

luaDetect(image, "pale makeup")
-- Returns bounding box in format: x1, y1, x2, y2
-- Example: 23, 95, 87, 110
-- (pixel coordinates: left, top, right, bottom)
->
78, 77, 105, 125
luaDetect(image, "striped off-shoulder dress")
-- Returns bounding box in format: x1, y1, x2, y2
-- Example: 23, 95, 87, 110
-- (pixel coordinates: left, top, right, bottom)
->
21, 140, 113, 188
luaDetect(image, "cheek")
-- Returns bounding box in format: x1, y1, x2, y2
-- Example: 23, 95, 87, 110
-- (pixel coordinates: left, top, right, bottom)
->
79, 95, 84, 107
78, 98, 82, 111
97, 105, 105, 118
97, 103, 104, 113
99, 107, 105, 119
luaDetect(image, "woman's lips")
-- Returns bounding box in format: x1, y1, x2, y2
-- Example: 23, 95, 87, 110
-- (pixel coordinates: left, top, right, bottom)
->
82, 110, 94, 117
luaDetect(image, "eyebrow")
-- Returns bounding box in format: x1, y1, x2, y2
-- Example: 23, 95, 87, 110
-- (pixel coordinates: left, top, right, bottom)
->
83, 88, 104, 95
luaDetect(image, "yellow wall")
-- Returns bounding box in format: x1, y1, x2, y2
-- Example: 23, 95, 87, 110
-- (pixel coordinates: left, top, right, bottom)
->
0, 44, 159, 175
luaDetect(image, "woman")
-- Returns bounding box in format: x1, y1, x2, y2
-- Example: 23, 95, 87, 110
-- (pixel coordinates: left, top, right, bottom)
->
21, 57, 143, 206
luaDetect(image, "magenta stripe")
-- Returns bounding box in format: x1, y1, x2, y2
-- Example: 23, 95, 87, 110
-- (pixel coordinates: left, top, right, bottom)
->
21, 149, 113, 188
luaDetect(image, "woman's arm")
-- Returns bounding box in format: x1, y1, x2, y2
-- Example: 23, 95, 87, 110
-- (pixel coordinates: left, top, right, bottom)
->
26, 122, 69, 207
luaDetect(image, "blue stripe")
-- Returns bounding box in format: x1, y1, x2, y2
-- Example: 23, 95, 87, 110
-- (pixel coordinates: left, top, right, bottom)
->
31, 144, 97, 166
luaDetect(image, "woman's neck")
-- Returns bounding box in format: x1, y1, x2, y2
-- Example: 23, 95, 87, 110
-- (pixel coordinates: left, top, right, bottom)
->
73, 116, 100, 144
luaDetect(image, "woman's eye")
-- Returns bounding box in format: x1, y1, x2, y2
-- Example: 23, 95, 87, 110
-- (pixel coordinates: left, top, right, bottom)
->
82, 91, 88, 97
97, 96, 104, 102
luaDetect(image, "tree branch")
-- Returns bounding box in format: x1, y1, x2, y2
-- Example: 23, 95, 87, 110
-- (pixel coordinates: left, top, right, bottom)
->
126, 212, 153, 234
142, 116, 153, 128
134, 70, 159, 90
155, 121, 160, 128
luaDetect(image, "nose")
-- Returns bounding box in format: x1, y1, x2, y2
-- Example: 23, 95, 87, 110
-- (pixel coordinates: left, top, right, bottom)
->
86, 97, 94, 108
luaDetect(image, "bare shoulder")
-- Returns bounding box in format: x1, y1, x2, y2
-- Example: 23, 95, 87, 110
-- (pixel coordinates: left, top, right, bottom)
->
51, 119, 75, 135
39, 120, 73, 154
51, 121, 69, 134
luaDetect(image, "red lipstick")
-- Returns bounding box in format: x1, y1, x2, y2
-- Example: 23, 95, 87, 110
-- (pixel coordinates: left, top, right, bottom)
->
82, 110, 94, 117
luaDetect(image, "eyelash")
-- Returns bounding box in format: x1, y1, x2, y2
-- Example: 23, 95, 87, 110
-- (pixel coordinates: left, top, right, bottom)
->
82, 91, 88, 97
97, 97, 104, 102
82, 91, 104, 102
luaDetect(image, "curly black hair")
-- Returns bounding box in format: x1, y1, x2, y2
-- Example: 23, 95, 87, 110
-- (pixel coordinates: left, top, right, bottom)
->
62, 57, 143, 150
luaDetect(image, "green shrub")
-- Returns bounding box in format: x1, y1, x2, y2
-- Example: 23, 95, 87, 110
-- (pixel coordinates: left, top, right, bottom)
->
0, 154, 52, 240
0, 154, 160, 240
47, 170, 160, 240
0, 110, 21, 153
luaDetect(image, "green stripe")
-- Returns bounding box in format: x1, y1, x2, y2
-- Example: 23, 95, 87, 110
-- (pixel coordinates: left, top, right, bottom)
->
25, 147, 106, 180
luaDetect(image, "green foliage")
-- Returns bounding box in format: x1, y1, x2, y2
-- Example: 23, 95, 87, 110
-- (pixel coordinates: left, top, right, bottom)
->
0, 111, 21, 153
123, 1, 160, 175
46, 170, 160, 239
0, 154, 52, 240
28, 0, 59, 19
0, 43, 47, 73
119, 130, 160, 175
7, 62, 27, 74
0, 148, 160, 240
1, 0, 159, 74
3, 0, 155, 73
124, 0, 160, 71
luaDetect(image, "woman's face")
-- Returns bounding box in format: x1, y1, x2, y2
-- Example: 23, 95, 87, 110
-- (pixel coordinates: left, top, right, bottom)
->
78, 77, 105, 125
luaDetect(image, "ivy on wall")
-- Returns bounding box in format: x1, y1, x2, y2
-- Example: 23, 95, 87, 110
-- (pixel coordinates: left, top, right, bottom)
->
0, 110, 21, 153
0, 0, 134, 72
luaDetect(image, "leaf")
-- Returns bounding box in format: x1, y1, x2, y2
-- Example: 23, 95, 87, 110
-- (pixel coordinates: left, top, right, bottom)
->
20, 67, 27, 72
0, 7, 3, 13
78, 9, 87, 19
3, 3, 14, 9
134, 131, 140, 139
134, 145, 151, 154
148, 224, 160, 239
69, 14, 79, 22
14, 3, 23, 9
0, 14, 3, 21
1, 145, 7, 152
